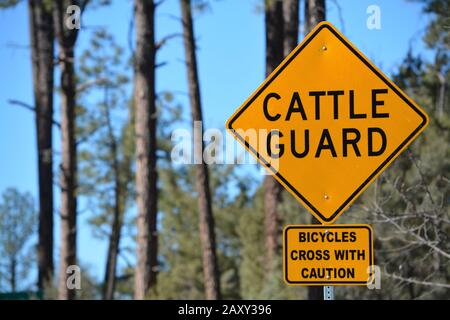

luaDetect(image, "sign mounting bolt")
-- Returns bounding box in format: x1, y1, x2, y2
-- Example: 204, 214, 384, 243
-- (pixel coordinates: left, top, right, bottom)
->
322, 45, 327, 51
324, 194, 329, 200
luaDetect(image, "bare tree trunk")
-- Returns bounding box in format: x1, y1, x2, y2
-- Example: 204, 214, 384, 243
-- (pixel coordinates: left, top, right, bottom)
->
103, 160, 122, 300
180, 0, 221, 300
133, 0, 158, 300
53, 0, 85, 300
10, 257, 16, 292
28, 0, 54, 292
57, 44, 77, 301
264, 0, 284, 273
305, 0, 326, 36
283, 0, 299, 57
103, 87, 124, 300
305, 0, 326, 300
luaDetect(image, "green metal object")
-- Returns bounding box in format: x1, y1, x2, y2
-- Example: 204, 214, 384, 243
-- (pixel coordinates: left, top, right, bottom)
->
0, 291, 44, 300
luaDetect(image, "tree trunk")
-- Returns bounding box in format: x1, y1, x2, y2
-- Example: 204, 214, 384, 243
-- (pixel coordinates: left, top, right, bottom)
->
10, 257, 16, 292
53, 0, 82, 300
305, 0, 326, 36
264, 0, 284, 273
283, 0, 299, 57
180, 0, 221, 300
57, 45, 77, 301
28, 0, 54, 292
103, 87, 123, 300
437, 73, 446, 119
305, 0, 326, 300
133, 0, 158, 300
103, 163, 122, 300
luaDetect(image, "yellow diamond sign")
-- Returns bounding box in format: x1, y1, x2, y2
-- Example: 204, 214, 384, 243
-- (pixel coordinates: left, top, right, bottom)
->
226, 22, 428, 224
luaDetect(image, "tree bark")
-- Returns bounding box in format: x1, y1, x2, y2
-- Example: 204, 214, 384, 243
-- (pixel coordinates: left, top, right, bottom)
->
305, 0, 326, 300
10, 257, 16, 292
264, 0, 284, 273
180, 0, 221, 300
133, 0, 158, 300
53, 0, 84, 300
283, 0, 299, 58
28, 0, 54, 292
103, 156, 122, 300
102, 87, 125, 300
437, 73, 446, 119
305, 0, 326, 36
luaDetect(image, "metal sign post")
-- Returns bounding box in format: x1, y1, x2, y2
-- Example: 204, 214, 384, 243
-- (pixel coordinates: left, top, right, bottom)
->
323, 286, 334, 300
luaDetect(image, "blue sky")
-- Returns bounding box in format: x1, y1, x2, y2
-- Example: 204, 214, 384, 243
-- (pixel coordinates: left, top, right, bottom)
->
0, 0, 433, 284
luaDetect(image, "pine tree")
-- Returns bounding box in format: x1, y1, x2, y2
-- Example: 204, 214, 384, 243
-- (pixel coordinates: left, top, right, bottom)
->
180, 0, 221, 300
0, 189, 36, 292
263, 0, 284, 281
28, 0, 55, 292
77, 30, 134, 300
133, 0, 159, 299
53, 0, 89, 300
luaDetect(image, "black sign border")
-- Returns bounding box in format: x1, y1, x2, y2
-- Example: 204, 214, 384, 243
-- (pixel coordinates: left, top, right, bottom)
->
283, 225, 374, 285
227, 23, 428, 223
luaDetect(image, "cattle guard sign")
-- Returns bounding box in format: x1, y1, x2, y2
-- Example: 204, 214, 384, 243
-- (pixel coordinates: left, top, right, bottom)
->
226, 22, 428, 224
